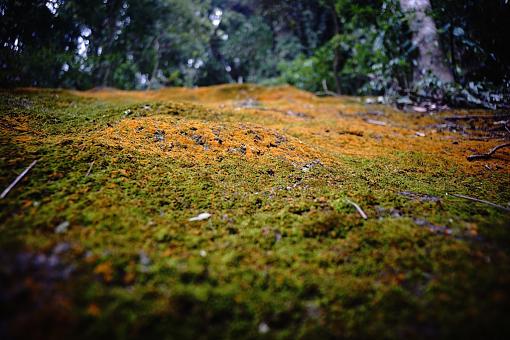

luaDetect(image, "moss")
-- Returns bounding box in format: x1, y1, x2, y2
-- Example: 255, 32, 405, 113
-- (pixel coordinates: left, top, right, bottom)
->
1, 85, 509, 339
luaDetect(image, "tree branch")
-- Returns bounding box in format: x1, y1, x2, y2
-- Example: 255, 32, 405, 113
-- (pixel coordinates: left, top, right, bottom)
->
345, 199, 368, 220
467, 143, 510, 161
1, 160, 38, 199
444, 114, 510, 121
448, 193, 510, 212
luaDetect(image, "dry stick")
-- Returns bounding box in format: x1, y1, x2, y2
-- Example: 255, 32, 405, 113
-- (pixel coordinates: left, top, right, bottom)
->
256, 107, 290, 115
316, 90, 341, 97
0, 160, 38, 199
85, 161, 95, 177
365, 119, 387, 126
316, 79, 340, 97
467, 142, 510, 161
448, 193, 510, 213
346, 199, 368, 220
444, 114, 510, 121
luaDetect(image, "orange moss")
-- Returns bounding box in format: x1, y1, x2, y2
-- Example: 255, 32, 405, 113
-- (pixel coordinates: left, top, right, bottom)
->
6, 84, 509, 176
94, 261, 114, 283
91, 115, 327, 165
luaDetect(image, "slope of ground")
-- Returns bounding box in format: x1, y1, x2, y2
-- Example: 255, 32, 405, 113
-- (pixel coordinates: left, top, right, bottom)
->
1, 84, 509, 339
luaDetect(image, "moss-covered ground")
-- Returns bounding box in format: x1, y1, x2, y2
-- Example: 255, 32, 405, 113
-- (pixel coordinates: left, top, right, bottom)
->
1, 85, 509, 339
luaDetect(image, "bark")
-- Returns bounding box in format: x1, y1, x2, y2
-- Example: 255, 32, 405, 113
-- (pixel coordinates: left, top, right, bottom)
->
100, 0, 123, 87
399, 0, 453, 84
330, 6, 342, 94
148, 36, 160, 90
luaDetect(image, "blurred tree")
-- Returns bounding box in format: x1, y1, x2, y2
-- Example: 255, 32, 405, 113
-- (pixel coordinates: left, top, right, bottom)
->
0, 0, 81, 87
399, 0, 453, 84
0, 0, 509, 104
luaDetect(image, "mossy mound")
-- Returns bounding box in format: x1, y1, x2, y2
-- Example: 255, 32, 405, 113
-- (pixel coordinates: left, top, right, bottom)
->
92, 116, 323, 164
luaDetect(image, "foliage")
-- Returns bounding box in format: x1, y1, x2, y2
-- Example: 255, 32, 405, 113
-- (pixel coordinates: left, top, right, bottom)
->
0, 0, 509, 104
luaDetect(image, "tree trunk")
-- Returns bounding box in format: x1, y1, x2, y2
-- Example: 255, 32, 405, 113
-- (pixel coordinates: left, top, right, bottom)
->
399, 0, 453, 84
100, 0, 123, 87
330, 6, 342, 94
148, 36, 160, 90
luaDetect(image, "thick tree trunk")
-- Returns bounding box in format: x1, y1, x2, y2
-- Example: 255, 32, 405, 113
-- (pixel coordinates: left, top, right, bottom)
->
399, 0, 453, 84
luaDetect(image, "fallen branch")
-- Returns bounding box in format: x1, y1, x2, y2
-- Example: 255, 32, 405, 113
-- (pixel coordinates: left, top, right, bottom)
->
316, 79, 340, 97
346, 199, 368, 219
466, 137, 506, 142
447, 193, 510, 213
85, 161, 95, 177
444, 114, 510, 121
467, 143, 510, 161
315, 90, 341, 97
1, 160, 38, 199
365, 119, 387, 126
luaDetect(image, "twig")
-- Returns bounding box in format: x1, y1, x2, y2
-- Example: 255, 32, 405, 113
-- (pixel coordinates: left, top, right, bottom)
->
346, 199, 368, 219
467, 143, 510, 161
467, 137, 508, 142
447, 193, 510, 212
316, 79, 340, 97
365, 119, 387, 126
444, 114, 510, 121
1, 160, 38, 199
316, 90, 341, 97
256, 107, 291, 115
85, 161, 95, 177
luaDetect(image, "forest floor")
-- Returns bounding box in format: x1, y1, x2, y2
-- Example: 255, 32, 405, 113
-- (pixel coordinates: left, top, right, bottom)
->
1, 84, 509, 339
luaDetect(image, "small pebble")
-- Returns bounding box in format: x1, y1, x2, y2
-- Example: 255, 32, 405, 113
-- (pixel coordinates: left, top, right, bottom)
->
139, 251, 151, 266
258, 322, 270, 334
53, 242, 71, 255
55, 221, 70, 234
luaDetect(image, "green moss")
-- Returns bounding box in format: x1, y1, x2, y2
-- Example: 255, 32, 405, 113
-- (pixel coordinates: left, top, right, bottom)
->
1, 88, 509, 339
